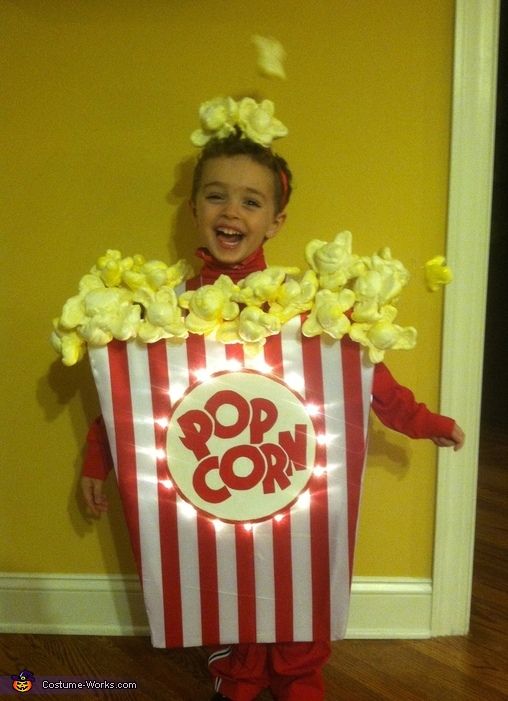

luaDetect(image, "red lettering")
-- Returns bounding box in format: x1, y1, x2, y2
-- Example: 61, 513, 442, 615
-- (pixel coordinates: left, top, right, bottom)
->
177, 409, 213, 460
278, 424, 308, 474
250, 397, 278, 443
260, 443, 291, 494
193, 455, 230, 503
220, 444, 265, 491
205, 390, 250, 439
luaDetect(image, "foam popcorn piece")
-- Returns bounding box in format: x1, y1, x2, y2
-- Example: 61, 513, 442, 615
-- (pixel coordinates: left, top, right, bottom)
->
352, 248, 411, 323
235, 266, 299, 306
305, 231, 366, 291
237, 98, 288, 147
350, 305, 417, 364
51, 322, 85, 367
190, 97, 239, 147
180, 275, 240, 335
269, 270, 319, 323
252, 34, 287, 80
302, 289, 355, 339
425, 255, 453, 291
216, 306, 281, 356
363, 248, 410, 303
137, 288, 187, 343
238, 306, 281, 343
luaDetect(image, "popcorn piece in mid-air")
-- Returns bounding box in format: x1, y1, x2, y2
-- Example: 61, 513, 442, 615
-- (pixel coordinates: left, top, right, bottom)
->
252, 34, 287, 80
424, 255, 453, 292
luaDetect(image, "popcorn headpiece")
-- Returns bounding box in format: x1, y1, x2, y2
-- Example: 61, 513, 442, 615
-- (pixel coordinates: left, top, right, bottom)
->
190, 96, 288, 149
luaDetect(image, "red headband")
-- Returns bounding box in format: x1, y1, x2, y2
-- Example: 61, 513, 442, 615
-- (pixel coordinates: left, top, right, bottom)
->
279, 168, 289, 210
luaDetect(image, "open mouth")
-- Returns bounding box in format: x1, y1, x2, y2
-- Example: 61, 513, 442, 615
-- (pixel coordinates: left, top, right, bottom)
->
215, 227, 245, 246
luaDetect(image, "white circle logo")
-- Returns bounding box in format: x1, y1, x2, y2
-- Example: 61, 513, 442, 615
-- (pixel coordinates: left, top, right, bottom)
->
166, 370, 317, 522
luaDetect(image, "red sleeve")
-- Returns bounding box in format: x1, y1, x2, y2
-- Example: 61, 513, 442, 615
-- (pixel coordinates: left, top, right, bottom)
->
371, 363, 455, 439
82, 416, 114, 480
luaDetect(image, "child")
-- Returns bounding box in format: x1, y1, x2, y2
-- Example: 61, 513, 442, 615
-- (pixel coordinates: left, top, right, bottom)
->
81, 119, 465, 701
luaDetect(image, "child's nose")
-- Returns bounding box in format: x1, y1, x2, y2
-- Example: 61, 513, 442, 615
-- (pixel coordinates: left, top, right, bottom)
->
222, 198, 241, 217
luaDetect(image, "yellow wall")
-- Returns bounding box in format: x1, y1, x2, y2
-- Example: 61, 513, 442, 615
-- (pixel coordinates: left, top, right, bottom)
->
1, 0, 454, 577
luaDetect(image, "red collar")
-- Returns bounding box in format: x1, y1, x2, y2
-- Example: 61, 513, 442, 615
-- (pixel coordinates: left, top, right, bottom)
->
195, 247, 267, 284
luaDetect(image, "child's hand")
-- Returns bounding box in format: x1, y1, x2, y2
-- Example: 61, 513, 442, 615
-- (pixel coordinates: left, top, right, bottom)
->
81, 477, 109, 518
431, 423, 465, 451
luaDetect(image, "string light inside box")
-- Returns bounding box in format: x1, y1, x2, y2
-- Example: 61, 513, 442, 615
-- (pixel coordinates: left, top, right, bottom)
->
179, 500, 197, 519
168, 383, 186, 402
305, 403, 320, 417
193, 367, 211, 383
297, 491, 311, 509
225, 359, 243, 372
284, 372, 305, 392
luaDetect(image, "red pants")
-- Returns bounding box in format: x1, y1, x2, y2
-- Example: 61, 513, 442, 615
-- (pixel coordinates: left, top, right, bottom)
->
208, 641, 331, 701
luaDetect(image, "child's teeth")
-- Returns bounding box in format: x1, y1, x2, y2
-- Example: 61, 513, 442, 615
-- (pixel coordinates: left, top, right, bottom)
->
218, 228, 242, 236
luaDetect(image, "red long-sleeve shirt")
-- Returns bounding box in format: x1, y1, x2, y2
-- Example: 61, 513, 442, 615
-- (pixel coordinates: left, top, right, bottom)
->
82, 247, 455, 480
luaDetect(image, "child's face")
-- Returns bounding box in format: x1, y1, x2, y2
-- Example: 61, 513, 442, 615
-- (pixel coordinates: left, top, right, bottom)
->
191, 155, 286, 265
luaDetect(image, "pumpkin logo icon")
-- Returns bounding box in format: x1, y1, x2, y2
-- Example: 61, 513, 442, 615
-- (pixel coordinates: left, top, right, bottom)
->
11, 669, 34, 693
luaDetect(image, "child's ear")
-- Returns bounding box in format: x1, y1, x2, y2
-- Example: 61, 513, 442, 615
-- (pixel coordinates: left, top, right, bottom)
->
265, 211, 287, 240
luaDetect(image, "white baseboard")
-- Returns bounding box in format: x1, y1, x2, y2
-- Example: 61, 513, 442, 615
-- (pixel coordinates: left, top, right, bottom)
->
0, 573, 432, 640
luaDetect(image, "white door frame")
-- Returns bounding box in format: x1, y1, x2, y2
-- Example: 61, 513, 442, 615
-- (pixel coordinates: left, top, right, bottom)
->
432, 0, 500, 635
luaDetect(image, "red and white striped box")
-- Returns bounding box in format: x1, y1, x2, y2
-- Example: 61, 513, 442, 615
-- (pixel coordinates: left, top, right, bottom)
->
89, 316, 373, 648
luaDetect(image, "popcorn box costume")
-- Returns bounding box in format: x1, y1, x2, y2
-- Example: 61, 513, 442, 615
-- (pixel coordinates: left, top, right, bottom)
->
53, 231, 421, 649
51, 96, 453, 654
88, 315, 373, 648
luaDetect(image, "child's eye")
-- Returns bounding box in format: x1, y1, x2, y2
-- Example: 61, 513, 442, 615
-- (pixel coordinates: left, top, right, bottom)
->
244, 199, 261, 208
205, 193, 224, 201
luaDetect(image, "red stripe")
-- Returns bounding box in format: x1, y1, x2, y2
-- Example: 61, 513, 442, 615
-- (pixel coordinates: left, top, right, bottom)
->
264, 333, 294, 642
263, 328, 284, 378
234, 525, 257, 640
186, 332, 220, 645
107, 341, 142, 575
340, 337, 367, 581
272, 517, 294, 642
301, 334, 331, 640
225, 342, 244, 365
147, 341, 183, 647
196, 514, 220, 644
224, 344, 258, 640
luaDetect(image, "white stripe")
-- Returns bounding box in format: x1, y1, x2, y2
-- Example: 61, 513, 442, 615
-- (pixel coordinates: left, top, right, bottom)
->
362, 354, 375, 438
166, 340, 190, 405
208, 647, 232, 694
88, 346, 117, 473
202, 339, 242, 643
166, 341, 202, 646
176, 495, 202, 646
253, 519, 276, 641
208, 645, 232, 667
204, 334, 228, 374
281, 319, 313, 641
320, 337, 350, 638
244, 343, 278, 642
215, 522, 239, 642
126, 343, 165, 646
